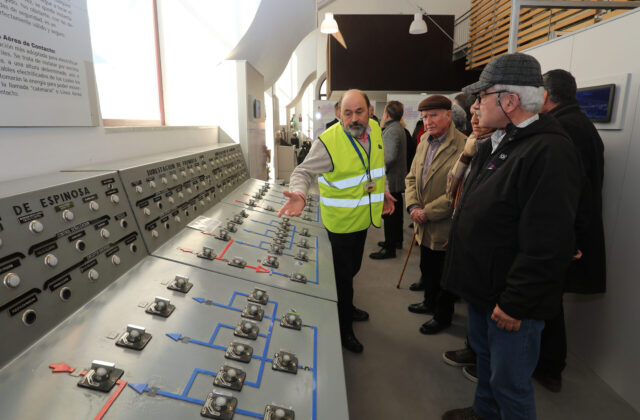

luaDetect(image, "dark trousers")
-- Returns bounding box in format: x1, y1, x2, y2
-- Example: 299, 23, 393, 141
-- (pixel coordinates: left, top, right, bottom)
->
327, 228, 368, 334
382, 192, 404, 247
420, 245, 455, 324
537, 303, 567, 378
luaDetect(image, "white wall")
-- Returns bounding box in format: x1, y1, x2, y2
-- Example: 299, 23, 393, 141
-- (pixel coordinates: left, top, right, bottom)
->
525, 9, 640, 413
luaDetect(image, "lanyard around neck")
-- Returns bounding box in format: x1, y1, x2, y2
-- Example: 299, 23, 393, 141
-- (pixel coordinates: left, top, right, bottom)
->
343, 128, 370, 177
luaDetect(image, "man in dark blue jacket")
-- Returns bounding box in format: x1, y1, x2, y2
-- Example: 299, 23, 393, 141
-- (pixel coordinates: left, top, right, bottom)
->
441, 54, 581, 420
533, 69, 606, 392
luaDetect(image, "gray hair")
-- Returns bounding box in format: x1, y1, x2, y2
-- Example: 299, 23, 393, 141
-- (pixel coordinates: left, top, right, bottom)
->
451, 103, 468, 132
494, 84, 544, 113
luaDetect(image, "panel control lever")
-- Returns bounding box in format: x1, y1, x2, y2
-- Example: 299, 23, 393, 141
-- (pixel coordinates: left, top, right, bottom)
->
199, 247, 217, 260
225, 342, 253, 363
145, 296, 175, 317
213, 365, 246, 391
241, 303, 264, 321
116, 324, 152, 351
262, 255, 279, 268
248, 288, 269, 305
289, 273, 307, 284
234, 320, 259, 340
201, 391, 237, 420
272, 350, 298, 374
168, 274, 193, 293
77, 360, 124, 392
280, 312, 302, 330
264, 404, 295, 420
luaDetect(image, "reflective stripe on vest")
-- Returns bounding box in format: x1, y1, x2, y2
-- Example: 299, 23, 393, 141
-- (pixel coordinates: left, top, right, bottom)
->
318, 167, 385, 189
320, 192, 385, 208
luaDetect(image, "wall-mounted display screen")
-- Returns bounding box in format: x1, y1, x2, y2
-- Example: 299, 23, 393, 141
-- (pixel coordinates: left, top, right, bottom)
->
576, 84, 616, 122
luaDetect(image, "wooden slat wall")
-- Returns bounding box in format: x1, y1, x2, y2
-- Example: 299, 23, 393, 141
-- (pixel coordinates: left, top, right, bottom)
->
467, 0, 635, 69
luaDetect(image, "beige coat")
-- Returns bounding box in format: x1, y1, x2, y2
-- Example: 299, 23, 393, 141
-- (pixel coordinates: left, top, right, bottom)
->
405, 123, 467, 250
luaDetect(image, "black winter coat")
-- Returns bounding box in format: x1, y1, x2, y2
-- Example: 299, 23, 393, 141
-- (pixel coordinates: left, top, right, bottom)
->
549, 102, 606, 294
442, 114, 581, 320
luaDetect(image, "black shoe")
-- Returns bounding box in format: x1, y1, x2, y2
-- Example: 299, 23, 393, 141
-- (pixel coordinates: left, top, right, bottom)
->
532, 368, 562, 392
409, 281, 425, 291
442, 407, 485, 420
419, 318, 451, 335
408, 222, 414, 228
341, 331, 363, 353
377, 241, 402, 249
462, 365, 478, 383
352, 307, 369, 322
408, 302, 435, 314
443, 347, 476, 367
369, 247, 396, 259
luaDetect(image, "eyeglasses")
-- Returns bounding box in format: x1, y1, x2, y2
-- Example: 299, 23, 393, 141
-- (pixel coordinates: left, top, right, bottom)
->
475, 90, 511, 103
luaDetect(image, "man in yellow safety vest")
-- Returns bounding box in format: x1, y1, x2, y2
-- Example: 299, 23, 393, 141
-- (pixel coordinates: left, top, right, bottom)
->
279, 89, 396, 353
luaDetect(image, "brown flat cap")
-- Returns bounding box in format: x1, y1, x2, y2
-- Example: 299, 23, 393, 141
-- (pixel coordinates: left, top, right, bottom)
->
418, 95, 452, 111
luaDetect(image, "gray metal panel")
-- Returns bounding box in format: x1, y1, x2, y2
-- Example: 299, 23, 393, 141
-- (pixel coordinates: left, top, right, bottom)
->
0, 257, 349, 420
222, 179, 323, 228
67, 145, 249, 254
152, 202, 337, 302
0, 171, 145, 368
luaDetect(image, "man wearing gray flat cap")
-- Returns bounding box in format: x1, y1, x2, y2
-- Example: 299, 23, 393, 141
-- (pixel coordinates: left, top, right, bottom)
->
441, 53, 582, 420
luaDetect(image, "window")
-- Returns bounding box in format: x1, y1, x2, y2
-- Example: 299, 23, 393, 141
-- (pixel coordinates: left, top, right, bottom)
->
87, 0, 163, 125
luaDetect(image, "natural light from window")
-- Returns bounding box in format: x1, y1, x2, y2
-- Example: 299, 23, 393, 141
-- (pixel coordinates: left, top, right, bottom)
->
87, 0, 161, 121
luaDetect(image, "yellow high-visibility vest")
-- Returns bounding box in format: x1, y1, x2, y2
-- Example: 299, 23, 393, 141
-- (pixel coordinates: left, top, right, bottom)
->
317, 120, 386, 233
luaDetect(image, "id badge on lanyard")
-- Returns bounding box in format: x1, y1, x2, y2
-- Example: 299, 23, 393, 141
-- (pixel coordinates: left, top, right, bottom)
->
344, 129, 376, 193
363, 179, 376, 193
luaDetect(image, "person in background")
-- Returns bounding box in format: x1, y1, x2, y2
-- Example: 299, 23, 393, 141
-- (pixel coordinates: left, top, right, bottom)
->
441, 53, 581, 420
403, 118, 417, 177
533, 68, 606, 392
326, 101, 341, 129
455, 93, 474, 135
370, 101, 407, 259
441, 107, 496, 383
451, 103, 469, 135
278, 89, 396, 354
405, 95, 466, 335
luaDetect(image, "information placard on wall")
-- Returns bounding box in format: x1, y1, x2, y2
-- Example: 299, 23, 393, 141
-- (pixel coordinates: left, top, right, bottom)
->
0, 0, 95, 126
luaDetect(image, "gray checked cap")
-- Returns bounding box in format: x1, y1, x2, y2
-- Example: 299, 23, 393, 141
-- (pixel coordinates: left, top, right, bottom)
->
462, 53, 543, 95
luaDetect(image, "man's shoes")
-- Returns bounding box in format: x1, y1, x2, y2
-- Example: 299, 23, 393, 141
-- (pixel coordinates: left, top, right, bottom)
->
442, 407, 485, 420
408, 302, 435, 314
341, 331, 363, 353
443, 347, 476, 367
377, 241, 402, 249
462, 365, 478, 383
369, 247, 396, 259
408, 222, 414, 228
352, 307, 369, 322
419, 318, 451, 335
532, 368, 562, 392
409, 281, 425, 291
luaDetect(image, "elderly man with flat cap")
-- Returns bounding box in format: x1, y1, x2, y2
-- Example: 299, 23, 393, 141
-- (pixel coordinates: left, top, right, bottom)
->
440, 54, 581, 420
405, 95, 466, 335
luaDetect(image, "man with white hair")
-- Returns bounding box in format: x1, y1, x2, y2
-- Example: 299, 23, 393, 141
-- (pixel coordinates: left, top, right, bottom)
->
441, 53, 581, 420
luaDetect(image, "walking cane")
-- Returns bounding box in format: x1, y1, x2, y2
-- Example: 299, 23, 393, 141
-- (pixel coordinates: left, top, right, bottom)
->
396, 232, 417, 289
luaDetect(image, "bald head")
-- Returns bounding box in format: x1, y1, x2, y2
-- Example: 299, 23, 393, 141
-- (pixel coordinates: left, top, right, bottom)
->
340, 89, 369, 137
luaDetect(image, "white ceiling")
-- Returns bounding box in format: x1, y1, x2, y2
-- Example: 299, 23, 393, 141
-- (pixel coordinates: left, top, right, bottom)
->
226, 0, 316, 87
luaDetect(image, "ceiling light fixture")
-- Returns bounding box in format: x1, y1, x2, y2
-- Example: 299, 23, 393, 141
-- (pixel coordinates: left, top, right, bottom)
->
409, 13, 428, 34
408, 6, 459, 48
320, 12, 339, 34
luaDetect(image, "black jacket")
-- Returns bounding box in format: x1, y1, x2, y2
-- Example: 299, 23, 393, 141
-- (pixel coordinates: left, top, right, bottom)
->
442, 114, 581, 320
549, 102, 606, 294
